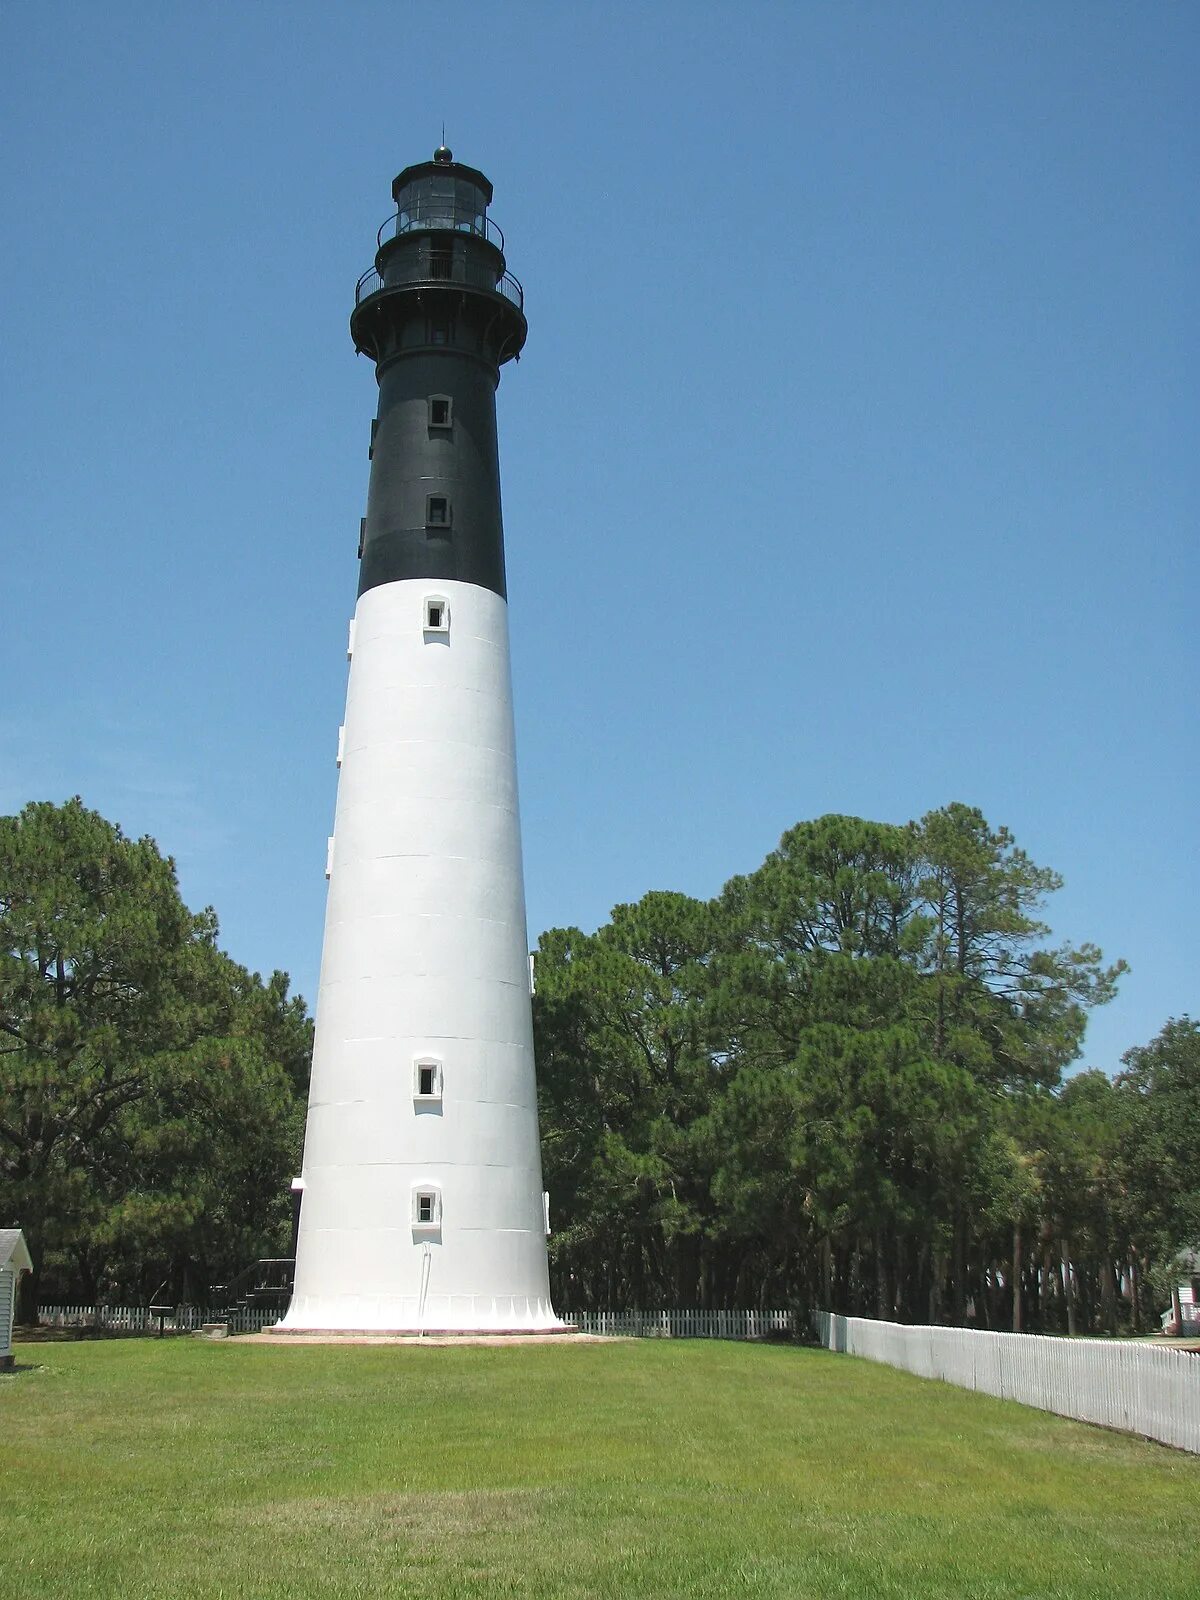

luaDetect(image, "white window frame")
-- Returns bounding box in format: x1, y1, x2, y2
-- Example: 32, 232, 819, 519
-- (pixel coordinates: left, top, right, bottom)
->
413, 1056, 443, 1103
412, 1184, 442, 1231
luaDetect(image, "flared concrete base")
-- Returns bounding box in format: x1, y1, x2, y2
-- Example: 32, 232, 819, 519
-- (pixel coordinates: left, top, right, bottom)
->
252, 1326, 596, 1347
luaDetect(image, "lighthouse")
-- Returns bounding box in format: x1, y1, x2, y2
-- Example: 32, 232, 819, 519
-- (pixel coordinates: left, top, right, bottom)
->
280, 148, 563, 1333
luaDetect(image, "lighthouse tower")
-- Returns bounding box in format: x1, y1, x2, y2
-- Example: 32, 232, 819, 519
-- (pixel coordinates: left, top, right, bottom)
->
280, 149, 562, 1333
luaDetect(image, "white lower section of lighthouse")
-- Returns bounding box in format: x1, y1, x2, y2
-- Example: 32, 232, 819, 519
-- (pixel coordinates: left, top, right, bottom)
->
281, 577, 563, 1332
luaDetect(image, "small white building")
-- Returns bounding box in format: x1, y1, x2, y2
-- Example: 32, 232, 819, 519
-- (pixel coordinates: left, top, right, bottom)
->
0, 1229, 33, 1369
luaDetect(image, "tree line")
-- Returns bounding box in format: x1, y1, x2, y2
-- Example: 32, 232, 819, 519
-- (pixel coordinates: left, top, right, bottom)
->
2, 797, 1195, 1332
533, 806, 1198, 1333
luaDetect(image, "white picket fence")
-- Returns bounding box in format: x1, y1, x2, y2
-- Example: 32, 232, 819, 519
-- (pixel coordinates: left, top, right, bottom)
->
563, 1308, 795, 1340
813, 1311, 1200, 1454
37, 1304, 796, 1340
38, 1304, 278, 1334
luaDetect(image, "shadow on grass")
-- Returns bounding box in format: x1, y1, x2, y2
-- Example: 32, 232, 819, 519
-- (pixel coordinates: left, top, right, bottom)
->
15, 1327, 194, 1344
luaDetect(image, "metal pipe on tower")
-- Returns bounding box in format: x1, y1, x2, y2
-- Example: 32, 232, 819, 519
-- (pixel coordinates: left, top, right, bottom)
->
279, 148, 564, 1333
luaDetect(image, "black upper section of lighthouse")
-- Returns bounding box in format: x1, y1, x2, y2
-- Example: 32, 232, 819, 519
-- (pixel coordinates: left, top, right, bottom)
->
350, 148, 526, 601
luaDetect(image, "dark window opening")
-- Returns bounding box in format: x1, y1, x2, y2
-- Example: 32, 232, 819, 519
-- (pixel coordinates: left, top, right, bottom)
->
429, 395, 452, 429
426, 495, 450, 528
429, 244, 453, 281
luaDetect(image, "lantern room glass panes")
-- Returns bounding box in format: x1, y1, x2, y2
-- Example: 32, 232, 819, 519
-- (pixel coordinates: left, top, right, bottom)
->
456, 179, 486, 233
396, 174, 489, 237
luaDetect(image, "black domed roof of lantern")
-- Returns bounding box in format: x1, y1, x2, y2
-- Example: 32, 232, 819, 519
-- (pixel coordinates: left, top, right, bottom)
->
392, 149, 494, 207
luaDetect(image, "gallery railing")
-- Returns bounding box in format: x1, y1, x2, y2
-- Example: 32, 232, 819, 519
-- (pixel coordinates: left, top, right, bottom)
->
354, 262, 524, 312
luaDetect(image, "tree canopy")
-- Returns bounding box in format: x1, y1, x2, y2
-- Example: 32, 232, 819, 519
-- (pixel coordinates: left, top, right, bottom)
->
0, 799, 311, 1314
535, 805, 1192, 1332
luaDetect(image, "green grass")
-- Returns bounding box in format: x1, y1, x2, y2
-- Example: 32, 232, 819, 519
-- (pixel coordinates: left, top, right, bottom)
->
2, 1337, 1197, 1599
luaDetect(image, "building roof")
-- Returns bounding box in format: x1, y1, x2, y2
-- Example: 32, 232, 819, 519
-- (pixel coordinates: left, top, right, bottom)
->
0, 1229, 32, 1273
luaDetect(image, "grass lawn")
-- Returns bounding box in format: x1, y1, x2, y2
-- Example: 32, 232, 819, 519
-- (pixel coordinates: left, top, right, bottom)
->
2, 1337, 1197, 1599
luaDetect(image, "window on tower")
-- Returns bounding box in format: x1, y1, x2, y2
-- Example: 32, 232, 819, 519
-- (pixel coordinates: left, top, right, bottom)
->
413, 1056, 443, 1100
412, 1184, 442, 1231
425, 495, 451, 529
423, 596, 449, 634
428, 242, 453, 281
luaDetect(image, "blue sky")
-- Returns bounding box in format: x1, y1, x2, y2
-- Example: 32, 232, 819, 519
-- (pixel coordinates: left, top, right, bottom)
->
2, 3, 1194, 1074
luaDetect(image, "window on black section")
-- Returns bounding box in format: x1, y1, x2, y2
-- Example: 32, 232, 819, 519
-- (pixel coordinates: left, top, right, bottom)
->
429, 395, 452, 429
429, 243, 452, 281
418, 1065, 436, 1096
426, 495, 450, 528
417, 1194, 434, 1225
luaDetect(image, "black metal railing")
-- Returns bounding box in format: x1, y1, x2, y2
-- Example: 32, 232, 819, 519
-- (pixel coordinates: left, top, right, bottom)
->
354, 262, 524, 313
377, 207, 505, 252
213, 1257, 295, 1310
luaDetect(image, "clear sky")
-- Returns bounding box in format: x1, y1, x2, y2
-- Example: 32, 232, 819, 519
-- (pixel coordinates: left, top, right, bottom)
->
2, 3, 1194, 1075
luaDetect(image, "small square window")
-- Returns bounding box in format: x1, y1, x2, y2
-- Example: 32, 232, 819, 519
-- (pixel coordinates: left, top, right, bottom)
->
412, 1184, 441, 1230
423, 597, 449, 634
413, 1055, 443, 1099
428, 395, 452, 429
426, 494, 450, 528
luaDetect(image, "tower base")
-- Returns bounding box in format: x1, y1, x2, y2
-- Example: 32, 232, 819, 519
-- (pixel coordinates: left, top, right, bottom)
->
264, 1324, 580, 1342
277, 1291, 567, 1335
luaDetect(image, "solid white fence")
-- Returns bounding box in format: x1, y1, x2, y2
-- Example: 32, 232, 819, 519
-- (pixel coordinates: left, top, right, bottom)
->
813, 1311, 1200, 1454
